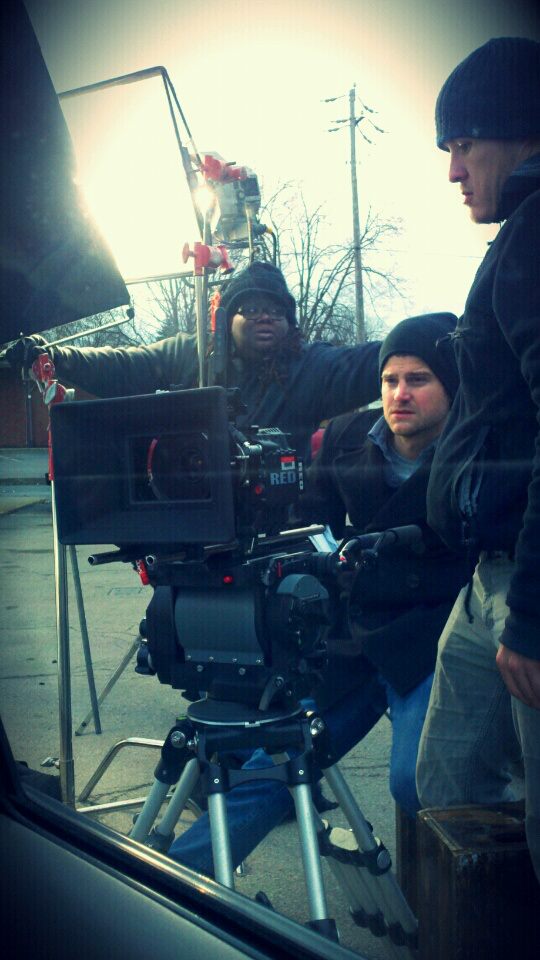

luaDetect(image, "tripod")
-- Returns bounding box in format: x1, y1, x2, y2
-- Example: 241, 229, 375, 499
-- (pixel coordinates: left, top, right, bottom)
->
130, 698, 418, 957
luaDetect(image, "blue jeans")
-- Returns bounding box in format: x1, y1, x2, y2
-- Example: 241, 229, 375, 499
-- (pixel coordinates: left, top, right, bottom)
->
169, 671, 433, 876
385, 671, 434, 818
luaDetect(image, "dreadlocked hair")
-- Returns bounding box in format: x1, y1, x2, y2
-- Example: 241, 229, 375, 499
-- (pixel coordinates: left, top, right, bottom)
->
248, 325, 306, 391
205, 325, 305, 398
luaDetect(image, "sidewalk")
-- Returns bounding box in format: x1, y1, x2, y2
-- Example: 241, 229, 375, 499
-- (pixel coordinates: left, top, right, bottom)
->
0, 447, 51, 514
0, 446, 49, 483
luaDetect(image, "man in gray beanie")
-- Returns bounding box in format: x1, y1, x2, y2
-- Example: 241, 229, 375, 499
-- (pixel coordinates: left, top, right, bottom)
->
416, 37, 540, 884
165, 313, 472, 878
305, 312, 470, 815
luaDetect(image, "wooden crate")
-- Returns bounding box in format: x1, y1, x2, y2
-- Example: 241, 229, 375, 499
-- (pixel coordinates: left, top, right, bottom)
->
395, 803, 419, 916
415, 801, 540, 960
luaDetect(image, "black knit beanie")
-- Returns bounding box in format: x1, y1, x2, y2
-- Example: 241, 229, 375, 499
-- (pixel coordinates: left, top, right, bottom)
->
436, 37, 540, 149
219, 261, 297, 325
379, 313, 459, 400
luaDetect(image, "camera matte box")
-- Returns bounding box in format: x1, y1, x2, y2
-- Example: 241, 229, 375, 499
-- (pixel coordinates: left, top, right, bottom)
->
50, 386, 235, 547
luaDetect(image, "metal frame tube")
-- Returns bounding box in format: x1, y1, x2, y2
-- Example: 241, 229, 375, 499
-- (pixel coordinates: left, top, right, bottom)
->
75, 637, 140, 736
77, 737, 163, 803
51, 482, 75, 807
69, 545, 101, 734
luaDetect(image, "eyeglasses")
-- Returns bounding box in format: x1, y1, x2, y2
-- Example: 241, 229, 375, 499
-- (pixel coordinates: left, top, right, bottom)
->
237, 303, 286, 321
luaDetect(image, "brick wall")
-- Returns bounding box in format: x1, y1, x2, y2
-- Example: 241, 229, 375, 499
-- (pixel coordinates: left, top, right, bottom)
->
0, 365, 94, 447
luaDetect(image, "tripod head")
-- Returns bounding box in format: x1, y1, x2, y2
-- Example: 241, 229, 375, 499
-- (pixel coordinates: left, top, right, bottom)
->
139, 523, 423, 712
144, 535, 331, 711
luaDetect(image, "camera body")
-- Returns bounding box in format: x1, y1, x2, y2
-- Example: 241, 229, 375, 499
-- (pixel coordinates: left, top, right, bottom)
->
50, 385, 305, 552
51, 385, 333, 708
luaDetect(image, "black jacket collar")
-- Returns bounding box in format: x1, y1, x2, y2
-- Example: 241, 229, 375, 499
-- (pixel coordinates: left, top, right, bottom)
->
497, 152, 540, 222
327, 410, 433, 533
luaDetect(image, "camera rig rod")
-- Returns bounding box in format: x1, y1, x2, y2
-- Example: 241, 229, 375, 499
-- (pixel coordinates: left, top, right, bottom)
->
88, 548, 147, 567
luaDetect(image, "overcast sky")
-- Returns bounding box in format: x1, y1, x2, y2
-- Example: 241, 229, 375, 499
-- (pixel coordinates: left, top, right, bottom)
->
24, 0, 540, 328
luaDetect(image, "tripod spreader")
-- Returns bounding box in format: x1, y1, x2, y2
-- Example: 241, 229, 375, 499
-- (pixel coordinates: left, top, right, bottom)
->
306, 712, 339, 769
152, 711, 317, 796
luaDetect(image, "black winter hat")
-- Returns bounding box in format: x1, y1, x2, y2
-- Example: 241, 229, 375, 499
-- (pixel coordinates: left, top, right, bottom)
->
436, 37, 540, 149
379, 313, 459, 401
219, 261, 297, 325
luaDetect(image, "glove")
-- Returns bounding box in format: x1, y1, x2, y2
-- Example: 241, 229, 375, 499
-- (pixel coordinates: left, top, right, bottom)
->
3, 335, 50, 376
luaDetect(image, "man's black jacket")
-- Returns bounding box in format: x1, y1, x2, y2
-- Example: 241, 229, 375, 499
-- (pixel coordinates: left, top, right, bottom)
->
427, 154, 540, 660
309, 408, 472, 702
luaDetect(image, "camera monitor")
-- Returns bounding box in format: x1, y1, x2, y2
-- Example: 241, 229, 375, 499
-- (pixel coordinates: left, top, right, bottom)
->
50, 386, 235, 548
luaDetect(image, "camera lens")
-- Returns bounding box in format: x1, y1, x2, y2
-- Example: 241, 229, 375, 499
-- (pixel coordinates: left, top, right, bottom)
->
147, 434, 211, 501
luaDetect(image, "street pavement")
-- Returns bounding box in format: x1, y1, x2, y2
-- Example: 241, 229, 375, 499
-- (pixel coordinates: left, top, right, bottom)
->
0, 447, 398, 959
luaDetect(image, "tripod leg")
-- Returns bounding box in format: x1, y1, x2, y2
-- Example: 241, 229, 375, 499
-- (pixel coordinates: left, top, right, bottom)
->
149, 758, 201, 849
291, 782, 337, 940
208, 791, 235, 887
317, 816, 398, 950
130, 720, 198, 845
322, 763, 418, 957
130, 778, 170, 843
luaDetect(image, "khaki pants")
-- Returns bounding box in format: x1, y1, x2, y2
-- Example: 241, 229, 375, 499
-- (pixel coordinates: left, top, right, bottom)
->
416, 554, 540, 883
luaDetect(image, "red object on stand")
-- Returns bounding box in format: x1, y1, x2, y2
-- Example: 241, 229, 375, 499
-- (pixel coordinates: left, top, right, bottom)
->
201, 153, 247, 183
31, 353, 73, 481
182, 240, 233, 276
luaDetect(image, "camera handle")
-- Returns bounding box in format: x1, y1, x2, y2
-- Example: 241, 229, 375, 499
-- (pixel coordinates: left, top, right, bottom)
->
339, 525, 423, 569
130, 703, 418, 953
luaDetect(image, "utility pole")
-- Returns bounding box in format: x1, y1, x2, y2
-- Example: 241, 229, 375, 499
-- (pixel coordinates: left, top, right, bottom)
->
348, 85, 366, 343
326, 86, 384, 343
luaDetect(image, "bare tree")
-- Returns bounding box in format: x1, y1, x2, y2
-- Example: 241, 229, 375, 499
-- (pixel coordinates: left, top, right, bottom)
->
144, 276, 197, 340
36, 279, 179, 349
38, 304, 142, 351
261, 182, 405, 343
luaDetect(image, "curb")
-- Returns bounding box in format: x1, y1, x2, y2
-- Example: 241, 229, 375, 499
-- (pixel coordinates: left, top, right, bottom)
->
1, 477, 49, 486
0, 496, 50, 516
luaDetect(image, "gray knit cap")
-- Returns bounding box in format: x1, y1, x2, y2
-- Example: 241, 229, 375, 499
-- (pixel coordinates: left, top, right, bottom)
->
436, 37, 540, 149
379, 313, 459, 401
